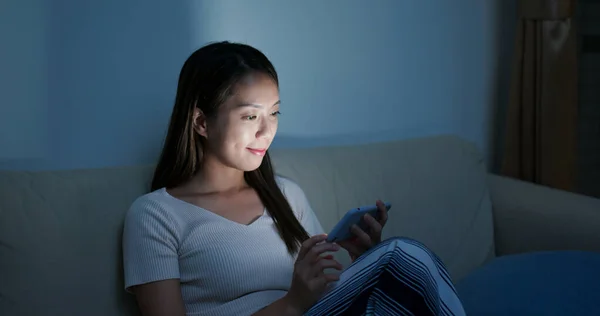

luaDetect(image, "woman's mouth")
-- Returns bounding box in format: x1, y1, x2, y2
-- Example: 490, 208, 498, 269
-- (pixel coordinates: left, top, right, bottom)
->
247, 148, 267, 156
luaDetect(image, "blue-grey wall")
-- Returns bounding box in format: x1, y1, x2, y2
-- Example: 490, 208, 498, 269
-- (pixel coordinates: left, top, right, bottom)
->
0, 0, 516, 171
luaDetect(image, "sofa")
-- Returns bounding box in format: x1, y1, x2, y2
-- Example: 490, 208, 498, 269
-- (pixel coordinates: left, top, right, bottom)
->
1, 135, 600, 315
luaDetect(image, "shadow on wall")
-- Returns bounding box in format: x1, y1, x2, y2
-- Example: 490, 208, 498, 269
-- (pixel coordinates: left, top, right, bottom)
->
1, 0, 518, 173
489, 0, 518, 173
272, 129, 459, 150
0, 0, 195, 171
189, 0, 516, 172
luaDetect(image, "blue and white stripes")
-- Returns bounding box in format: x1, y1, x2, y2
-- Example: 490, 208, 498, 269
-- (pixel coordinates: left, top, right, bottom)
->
306, 237, 466, 316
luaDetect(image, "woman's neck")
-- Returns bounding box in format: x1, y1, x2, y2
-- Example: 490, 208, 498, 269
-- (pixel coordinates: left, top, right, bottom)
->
188, 156, 248, 194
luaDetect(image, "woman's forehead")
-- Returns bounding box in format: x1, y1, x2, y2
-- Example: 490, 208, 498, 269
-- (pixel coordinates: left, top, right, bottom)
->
227, 75, 279, 107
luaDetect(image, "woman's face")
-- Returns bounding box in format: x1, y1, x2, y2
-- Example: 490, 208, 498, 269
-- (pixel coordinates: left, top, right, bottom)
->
197, 72, 280, 172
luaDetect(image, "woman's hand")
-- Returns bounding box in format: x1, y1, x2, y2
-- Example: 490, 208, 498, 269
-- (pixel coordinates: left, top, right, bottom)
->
338, 200, 389, 261
285, 234, 343, 314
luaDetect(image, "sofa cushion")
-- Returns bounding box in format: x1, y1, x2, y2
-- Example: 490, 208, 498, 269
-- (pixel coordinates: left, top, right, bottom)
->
270, 135, 495, 281
457, 251, 600, 315
0, 166, 152, 316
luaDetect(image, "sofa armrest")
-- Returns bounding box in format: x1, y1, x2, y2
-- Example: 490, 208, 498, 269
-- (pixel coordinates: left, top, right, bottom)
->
487, 174, 600, 256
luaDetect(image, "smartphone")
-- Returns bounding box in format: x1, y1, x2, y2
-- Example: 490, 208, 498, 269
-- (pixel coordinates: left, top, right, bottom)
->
326, 202, 391, 243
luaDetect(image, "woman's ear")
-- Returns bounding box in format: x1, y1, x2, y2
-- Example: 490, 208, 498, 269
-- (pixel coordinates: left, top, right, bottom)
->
192, 107, 208, 138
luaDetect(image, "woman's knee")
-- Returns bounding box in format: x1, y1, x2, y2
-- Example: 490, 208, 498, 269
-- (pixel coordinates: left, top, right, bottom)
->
379, 236, 428, 249
378, 236, 440, 260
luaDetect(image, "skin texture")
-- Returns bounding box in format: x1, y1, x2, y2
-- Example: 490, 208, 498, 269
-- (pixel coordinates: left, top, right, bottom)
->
166, 73, 282, 226
132, 73, 389, 315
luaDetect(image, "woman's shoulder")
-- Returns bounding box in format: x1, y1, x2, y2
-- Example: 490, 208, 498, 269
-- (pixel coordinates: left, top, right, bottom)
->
274, 175, 306, 198
124, 188, 180, 225
129, 188, 169, 210
274, 175, 312, 212
275, 175, 324, 234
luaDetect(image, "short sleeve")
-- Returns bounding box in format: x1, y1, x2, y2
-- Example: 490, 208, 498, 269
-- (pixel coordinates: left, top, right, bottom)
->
122, 197, 181, 291
276, 176, 325, 236
299, 199, 326, 236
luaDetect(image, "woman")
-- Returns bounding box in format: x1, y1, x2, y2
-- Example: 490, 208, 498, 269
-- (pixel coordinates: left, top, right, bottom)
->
122, 41, 465, 316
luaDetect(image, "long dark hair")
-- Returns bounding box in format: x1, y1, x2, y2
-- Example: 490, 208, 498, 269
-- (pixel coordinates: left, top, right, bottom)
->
151, 41, 309, 254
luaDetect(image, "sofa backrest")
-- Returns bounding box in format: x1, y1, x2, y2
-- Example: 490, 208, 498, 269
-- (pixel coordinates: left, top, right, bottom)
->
270, 135, 495, 278
0, 165, 150, 316
0, 135, 494, 316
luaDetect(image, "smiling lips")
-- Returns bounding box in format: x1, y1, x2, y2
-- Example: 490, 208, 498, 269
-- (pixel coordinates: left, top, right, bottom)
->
247, 148, 267, 156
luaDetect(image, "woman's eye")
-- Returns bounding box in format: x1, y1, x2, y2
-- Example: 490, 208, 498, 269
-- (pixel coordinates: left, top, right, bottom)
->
244, 111, 279, 120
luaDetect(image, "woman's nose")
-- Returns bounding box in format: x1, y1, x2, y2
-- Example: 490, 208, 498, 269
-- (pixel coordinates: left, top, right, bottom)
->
256, 118, 276, 139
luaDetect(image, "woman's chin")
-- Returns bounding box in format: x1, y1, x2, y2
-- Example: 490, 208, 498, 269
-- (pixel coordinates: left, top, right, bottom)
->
239, 158, 264, 172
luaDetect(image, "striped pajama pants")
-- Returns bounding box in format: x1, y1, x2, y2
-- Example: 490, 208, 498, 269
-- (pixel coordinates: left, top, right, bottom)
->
305, 237, 466, 316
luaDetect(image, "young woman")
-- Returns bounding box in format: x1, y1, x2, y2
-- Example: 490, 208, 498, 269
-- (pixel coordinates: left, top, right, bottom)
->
122, 41, 466, 316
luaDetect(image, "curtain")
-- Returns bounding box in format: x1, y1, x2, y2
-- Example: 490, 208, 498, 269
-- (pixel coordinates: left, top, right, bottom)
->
501, 0, 579, 191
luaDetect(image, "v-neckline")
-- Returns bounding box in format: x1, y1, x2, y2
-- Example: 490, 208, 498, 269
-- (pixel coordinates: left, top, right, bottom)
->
160, 188, 267, 227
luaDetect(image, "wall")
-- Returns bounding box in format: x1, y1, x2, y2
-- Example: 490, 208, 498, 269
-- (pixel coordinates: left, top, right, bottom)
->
1, 0, 193, 170
0, 0, 48, 160
578, 0, 600, 197
0, 0, 516, 171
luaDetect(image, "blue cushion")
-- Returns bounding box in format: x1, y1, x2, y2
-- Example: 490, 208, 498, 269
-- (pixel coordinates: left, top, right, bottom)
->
456, 251, 600, 315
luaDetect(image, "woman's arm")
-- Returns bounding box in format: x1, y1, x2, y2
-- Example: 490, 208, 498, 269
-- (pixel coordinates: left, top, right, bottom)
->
132, 279, 186, 316
251, 294, 303, 316
123, 198, 185, 316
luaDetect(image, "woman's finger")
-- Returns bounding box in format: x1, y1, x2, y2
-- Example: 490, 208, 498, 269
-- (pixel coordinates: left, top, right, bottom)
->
337, 240, 363, 257
324, 273, 340, 282
312, 258, 343, 276
376, 200, 388, 226
297, 234, 329, 261
364, 213, 382, 237
305, 242, 340, 263
309, 273, 339, 291
350, 224, 372, 247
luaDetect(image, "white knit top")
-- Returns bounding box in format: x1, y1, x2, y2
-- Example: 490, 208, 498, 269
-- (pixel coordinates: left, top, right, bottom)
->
122, 176, 325, 316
